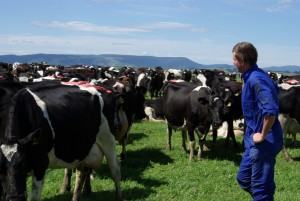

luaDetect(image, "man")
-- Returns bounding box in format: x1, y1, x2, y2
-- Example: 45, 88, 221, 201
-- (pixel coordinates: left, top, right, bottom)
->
232, 42, 283, 201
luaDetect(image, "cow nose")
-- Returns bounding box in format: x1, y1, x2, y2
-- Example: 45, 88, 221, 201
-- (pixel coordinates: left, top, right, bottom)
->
213, 120, 222, 127
6, 195, 26, 201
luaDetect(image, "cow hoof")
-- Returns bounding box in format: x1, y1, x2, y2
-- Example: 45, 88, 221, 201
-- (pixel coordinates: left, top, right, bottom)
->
166, 145, 172, 151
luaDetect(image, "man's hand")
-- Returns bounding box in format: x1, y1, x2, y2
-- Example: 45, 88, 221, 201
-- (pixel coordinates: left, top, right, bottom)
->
253, 132, 265, 144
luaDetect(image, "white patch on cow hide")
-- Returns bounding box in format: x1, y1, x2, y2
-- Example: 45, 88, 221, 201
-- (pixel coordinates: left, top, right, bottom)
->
136, 73, 146, 87
0, 144, 18, 162
193, 86, 205, 91
79, 86, 104, 111
196, 74, 207, 86
47, 144, 104, 168
279, 83, 300, 90
26, 89, 56, 138
144, 107, 164, 122
213, 97, 219, 102
47, 148, 80, 168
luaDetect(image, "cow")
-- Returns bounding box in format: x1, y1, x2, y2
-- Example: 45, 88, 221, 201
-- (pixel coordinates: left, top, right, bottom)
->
55, 78, 135, 198
201, 69, 244, 150
278, 113, 300, 162
0, 80, 124, 201
164, 69, 183, 81
278, 84, 300, 161
143, 98, 165, 122
162, 81, 223, 160
148, 68, 165, 99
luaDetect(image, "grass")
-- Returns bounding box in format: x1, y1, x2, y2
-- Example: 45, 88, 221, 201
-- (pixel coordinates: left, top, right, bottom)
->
27, 120, 300, 201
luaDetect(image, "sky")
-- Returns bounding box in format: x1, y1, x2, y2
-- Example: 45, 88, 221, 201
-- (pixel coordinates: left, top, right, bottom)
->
1, 0, 300, 67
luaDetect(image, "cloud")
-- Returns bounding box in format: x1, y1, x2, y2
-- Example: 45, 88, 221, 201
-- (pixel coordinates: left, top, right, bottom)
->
31, 21, 147, 34
31, 20, 208, 34
265, 0, 295, 12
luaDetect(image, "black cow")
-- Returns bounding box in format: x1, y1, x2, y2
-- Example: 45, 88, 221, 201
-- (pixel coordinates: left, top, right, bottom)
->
0, 81, 124, 201
210, 80, 243, 150
199, 69, 244, 150
181, 69, 192, 82
163, 81, 222, 160
149, 69, 165, 99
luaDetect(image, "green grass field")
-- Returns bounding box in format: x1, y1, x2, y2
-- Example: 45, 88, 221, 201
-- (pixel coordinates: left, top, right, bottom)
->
28, 120, 300, 201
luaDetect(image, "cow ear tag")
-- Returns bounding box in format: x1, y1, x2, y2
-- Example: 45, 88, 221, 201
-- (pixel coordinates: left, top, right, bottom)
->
227, 102, 232, 107
235, 90, 241, 96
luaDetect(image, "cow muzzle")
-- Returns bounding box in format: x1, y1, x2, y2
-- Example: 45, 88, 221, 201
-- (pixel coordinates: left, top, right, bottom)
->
212, 120, 223, 128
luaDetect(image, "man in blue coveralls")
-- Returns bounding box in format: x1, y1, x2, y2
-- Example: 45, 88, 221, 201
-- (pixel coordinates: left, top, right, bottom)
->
232, 42, 283, 201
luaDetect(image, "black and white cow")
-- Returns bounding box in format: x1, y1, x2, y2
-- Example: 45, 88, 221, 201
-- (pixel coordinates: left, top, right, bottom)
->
278, 83, 300, 161
143, 97, 165, 122
210, 80, 243, 150
0, 81, 124, 201
58, 78, 136, 197
163, 81, 223, 160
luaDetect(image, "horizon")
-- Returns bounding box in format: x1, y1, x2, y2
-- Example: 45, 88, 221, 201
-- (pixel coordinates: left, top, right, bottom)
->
2, 53, 300, 69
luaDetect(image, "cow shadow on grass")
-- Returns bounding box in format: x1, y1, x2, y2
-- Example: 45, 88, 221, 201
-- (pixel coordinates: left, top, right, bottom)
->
125, 132, 147, 145
193, 137, 244, 166
43, 147, 172, 201
92, 147, 173, 200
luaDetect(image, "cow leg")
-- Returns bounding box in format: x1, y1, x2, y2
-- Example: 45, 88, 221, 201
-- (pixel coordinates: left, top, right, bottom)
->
226, 120, 239, 150
189, 141, 195, 161
181, 130, 187, 151
120, 136, 128, 160
60, 168, 72, 193
188, 129, 195, 161
98, 125, 123, 201
212, 126, 218, 147
291, 134, 297, 147
282, 131, 294, 162
282, 145, 294, 162
31, 176, 45, 201
166, 123, 172, 150
120, 121, 133, 160
82, 168, 93, 196
72, 167, 88, 201
195, 130, 209, 160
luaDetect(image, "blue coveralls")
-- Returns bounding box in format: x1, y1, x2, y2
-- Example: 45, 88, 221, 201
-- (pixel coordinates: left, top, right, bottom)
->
237, 64, 283, 201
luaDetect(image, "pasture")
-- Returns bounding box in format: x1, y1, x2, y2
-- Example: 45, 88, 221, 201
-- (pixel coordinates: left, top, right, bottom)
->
28, 120, 300, 201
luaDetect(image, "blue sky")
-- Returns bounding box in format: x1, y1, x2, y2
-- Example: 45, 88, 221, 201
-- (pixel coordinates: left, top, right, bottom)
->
1, 0, 300, 67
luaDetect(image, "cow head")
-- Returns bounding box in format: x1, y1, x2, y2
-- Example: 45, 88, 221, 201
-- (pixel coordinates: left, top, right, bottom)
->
0, 129, 41, 201
208, 94, 224, 128
193, 86, 223, 128
220, 86, 242, 114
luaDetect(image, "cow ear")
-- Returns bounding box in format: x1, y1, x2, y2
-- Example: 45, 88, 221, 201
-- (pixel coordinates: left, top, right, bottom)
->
198, 97, 209, 105
18, 128, 41, 146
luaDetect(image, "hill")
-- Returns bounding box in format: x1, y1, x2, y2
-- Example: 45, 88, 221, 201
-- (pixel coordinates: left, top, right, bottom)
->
0, 54, 234, 69
0, 54, 300, 72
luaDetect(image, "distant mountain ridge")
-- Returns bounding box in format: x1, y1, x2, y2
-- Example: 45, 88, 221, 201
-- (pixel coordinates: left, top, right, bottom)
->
0, 54, 300, 72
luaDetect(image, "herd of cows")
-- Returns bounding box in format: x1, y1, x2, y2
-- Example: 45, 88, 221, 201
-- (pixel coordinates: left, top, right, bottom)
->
0, 61, 299, 201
